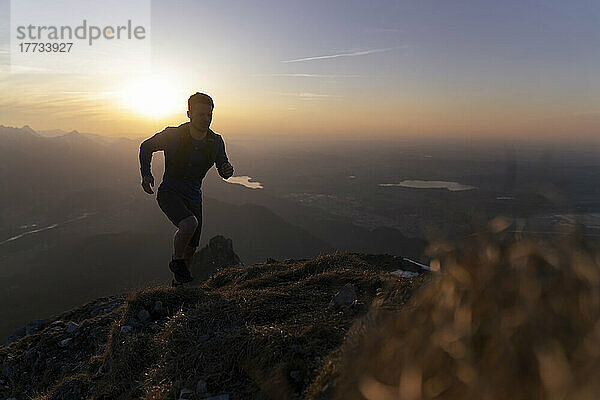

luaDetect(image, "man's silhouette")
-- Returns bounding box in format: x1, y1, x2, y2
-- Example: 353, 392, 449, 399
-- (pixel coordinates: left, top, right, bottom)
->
139, 92, 234, 284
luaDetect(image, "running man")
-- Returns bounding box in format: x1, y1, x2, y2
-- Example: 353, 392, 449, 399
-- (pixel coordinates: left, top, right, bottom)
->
139, 92, 234, 285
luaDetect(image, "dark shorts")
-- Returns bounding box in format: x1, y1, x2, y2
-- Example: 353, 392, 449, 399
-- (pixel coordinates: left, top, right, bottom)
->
156, 189, 202, 247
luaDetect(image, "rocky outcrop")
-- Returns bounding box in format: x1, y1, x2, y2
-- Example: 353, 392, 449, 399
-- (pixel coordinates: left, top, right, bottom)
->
327, 283, 357, 309
192, 235, 244, 280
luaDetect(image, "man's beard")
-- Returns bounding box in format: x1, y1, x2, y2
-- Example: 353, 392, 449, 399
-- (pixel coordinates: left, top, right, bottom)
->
191, 119, 209, 131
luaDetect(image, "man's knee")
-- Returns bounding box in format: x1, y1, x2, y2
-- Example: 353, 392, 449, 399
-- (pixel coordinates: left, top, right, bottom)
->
178, 215, 198, 233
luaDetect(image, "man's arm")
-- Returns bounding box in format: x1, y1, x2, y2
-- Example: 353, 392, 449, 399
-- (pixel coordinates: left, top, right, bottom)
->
139, 128, 170, 178
215, 135, 234, 179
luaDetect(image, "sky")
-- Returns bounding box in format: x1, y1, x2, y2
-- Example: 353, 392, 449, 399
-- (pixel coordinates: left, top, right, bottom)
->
0, 0, 599, 141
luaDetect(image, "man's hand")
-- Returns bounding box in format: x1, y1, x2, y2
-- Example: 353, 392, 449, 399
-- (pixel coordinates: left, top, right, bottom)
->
141, 175, 154, 194
219, 162, 234, 179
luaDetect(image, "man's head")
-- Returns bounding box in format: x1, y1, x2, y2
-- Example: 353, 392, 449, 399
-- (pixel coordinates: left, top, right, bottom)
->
187, 92, 214, 131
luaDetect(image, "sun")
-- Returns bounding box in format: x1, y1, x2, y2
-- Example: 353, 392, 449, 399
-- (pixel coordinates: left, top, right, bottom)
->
120, 76, 184, 118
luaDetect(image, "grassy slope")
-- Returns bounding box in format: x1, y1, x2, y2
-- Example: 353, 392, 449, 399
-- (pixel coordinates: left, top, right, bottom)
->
1, 253, 426, 400
4, 231, 598, 400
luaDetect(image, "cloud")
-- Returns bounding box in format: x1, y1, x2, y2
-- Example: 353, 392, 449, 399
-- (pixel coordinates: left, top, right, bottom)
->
58, 90, 119, 96
4, 64, 55, 73
0, 89, 111, 120
298, 92, 336, 98
281, 46, 406, 63
252, 73, 362, 78
270, 91, 341, 100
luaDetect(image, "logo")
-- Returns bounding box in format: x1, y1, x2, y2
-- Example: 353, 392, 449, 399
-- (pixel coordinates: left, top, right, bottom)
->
9, 0, 151, 74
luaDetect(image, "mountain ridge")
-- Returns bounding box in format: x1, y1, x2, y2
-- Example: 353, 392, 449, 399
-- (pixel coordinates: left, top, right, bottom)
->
2, 231, 600, 399
0, 243, 428, 400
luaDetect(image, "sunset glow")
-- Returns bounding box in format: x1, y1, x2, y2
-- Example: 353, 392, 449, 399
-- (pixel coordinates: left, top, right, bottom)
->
119, 76, 183, 119
0, 0, 599, 142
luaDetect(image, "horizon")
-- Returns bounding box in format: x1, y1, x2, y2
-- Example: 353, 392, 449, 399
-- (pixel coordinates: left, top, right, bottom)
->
0, 0, 599, 142
5, 122, 600, 149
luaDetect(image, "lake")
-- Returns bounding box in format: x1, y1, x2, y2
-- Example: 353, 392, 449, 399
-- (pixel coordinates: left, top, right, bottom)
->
379, 180, 476, 191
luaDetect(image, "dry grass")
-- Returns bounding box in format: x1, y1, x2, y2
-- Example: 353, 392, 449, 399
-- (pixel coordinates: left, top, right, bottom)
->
333, 227, 600, 400
18, 227, 599, 400
28, 252, 421, 400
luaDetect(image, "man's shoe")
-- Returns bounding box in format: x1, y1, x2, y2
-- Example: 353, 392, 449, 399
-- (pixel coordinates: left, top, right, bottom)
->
169, 259, 194, 283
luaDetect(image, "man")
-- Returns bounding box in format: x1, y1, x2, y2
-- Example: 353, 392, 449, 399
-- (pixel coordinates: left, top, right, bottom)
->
139, 92, 234, 285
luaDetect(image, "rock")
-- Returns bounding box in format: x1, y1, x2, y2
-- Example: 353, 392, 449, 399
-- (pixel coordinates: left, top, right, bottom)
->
66, 321, 79, 334
328, 283, 357, 309
194, 235, 244, 279
59, 338, 72, 347
179, 388, 194, 399
137, 309, 151, 322
390, 269, 419, 278
196, 379, 207, 394
265, 257, 280, 264
120, 325, 133, 334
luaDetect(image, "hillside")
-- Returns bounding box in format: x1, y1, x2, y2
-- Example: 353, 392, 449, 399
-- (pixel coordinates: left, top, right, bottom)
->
2, 228, 600, 399
0, 238, 429, 400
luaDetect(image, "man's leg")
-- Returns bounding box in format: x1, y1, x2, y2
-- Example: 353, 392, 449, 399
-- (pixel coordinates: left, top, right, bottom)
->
183, 245, 197, 271
172, 215, 198, 260
156, 190, 196, 283
183, 200, 202, 274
